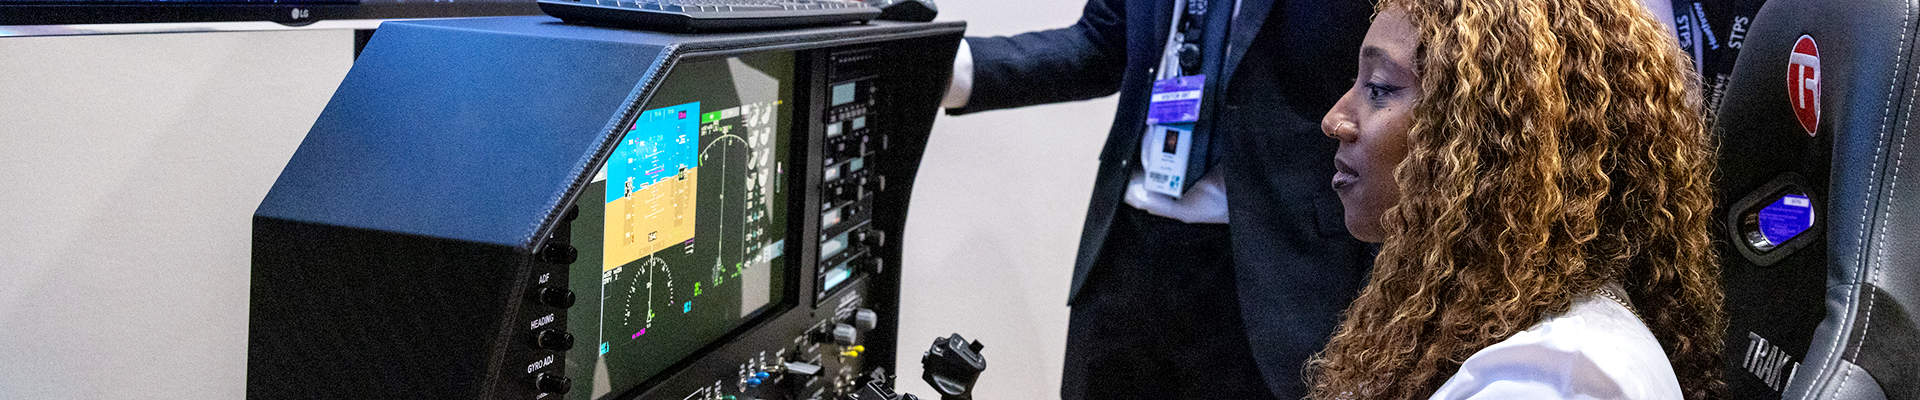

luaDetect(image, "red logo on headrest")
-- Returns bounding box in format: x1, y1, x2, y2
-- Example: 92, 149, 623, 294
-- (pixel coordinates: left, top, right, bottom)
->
1788, 35, 1821, 137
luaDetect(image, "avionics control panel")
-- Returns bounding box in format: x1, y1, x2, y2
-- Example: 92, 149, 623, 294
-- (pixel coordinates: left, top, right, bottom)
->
249, 17, 963, 400
818, 46, 884, 304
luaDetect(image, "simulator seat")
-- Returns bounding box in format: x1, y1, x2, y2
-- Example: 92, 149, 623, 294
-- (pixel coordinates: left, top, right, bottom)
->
1714, 0, 1920, 398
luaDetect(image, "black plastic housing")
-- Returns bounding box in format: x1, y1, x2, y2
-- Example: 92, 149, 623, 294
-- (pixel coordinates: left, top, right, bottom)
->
249, 16, 962, 400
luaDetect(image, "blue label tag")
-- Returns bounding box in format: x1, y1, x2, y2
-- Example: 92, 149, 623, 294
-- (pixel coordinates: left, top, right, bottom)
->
1758, 194, 1815, 245
1147, 75, 1206, 125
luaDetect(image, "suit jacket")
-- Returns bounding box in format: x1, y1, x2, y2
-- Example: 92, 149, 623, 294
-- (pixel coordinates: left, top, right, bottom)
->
950, 0, 1377, 396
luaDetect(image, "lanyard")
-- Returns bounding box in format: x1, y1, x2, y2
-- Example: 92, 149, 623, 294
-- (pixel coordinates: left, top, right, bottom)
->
1157, 0, 1209, 79
1144, 0, 1219, 197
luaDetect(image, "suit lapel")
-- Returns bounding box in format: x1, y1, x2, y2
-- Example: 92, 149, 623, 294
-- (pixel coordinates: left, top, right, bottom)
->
1220, 0, 1274, 85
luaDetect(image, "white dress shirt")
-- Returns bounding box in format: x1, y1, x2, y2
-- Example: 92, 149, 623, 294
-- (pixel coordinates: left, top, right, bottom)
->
1429, 283, 1684, 400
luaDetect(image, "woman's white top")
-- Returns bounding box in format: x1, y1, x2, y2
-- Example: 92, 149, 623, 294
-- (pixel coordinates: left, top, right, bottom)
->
1428, 283, 1684, 400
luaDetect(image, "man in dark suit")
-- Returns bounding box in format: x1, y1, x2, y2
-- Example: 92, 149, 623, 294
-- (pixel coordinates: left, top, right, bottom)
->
940, 0, 1376, 398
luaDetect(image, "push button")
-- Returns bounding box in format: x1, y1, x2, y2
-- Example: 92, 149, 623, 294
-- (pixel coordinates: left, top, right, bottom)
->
858, 230, 884, 248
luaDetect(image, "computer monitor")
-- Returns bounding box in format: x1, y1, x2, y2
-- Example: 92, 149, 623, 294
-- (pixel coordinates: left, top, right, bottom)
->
566, 52, 795, 398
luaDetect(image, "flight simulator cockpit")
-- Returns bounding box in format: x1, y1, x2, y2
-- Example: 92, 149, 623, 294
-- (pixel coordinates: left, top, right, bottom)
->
248, 15, 967, 400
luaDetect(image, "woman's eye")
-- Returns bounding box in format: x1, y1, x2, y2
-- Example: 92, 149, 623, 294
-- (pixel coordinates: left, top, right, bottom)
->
1364, 82, 1400, 103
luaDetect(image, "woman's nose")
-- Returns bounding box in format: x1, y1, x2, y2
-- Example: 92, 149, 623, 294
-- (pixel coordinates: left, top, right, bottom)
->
1323, 113, 1355, 140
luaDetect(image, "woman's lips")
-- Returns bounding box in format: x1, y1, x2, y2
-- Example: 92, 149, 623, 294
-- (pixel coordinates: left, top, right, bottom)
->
1333, 158, 1359, 191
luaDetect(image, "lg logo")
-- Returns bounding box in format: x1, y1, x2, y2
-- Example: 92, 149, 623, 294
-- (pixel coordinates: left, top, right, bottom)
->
1787, 35, 1820, 137
290, 7, 311, 20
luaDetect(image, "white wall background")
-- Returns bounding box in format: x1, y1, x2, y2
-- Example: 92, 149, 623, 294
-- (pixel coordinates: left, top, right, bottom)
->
0, 2, 1108, 399
893, 2, 1117, 399
0, 30, 354, 398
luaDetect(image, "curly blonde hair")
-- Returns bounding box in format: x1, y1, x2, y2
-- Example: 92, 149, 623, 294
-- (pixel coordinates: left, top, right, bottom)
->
1306, 0, 1724, 399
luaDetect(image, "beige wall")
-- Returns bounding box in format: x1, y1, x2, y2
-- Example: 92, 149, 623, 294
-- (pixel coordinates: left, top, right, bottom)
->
0, 29, 354, 398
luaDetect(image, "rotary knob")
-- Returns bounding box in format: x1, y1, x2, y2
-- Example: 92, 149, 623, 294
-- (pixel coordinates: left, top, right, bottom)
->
539, 242, 578, 265
536, 372, 571, 394
852, 309, 878, 332
832, 323, 858, 346
537, 286, 576, 308
533, 329, 574, 351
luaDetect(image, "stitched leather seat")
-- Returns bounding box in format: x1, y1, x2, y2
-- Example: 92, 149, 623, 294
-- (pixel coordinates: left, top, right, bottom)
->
1714, 0, 1920, 398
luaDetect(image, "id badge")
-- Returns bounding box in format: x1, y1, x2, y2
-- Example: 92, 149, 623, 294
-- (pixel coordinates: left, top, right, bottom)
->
1142, 74, 1204, 197
1143, 124, 1192, 198
1147, 75, 1206, 125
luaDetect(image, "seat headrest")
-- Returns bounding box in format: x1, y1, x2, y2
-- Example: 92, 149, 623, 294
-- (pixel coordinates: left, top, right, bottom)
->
1714, 0, 1920, 398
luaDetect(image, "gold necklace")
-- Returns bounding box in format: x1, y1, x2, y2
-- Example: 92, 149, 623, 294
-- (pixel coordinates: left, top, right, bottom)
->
1594, 285, 1643, 321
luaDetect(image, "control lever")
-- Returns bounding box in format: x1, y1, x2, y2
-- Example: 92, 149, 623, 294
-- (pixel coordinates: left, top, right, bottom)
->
844, 369, 919, 400
919, 334, 985, 400
782, 361, 822, 377
838, 332, 987, 400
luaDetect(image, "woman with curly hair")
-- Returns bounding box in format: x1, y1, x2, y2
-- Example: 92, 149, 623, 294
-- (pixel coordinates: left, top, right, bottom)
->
1311, 0, 1723, 399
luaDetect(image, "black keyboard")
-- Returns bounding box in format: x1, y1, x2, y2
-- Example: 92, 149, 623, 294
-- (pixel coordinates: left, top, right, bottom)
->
538, 0, 879, 32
